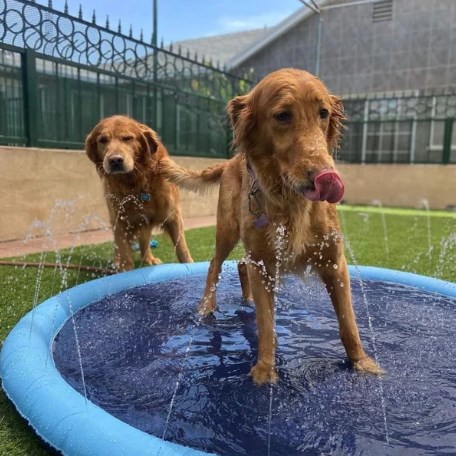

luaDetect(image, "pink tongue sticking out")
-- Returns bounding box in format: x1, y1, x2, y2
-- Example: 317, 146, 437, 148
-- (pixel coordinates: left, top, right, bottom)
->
303, 170, 345, 203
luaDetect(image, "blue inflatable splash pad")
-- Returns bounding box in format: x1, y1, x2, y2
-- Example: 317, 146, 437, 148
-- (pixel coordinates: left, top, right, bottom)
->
1, 261, 456, 455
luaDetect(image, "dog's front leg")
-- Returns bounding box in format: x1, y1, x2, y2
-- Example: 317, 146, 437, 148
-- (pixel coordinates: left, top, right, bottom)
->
248, 263, 279, 385
238, 261, 253, 301
318, 256, 384, 375
113, 225, 134, 271
138, 224, 162, 266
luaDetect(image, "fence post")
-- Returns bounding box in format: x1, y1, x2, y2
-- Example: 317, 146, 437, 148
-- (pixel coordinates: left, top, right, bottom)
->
442, 118, 454, 164
21, 49, 38, 147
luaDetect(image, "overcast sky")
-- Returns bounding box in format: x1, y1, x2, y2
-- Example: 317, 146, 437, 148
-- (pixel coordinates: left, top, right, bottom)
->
36, 0, 303, 43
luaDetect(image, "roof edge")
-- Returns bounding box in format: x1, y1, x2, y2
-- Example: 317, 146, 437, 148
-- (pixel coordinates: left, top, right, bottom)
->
226, 0, 332, 70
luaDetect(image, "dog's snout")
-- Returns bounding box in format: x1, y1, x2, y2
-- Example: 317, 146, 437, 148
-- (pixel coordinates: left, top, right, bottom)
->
108, 155, 124, 167
105, 154, 127, 174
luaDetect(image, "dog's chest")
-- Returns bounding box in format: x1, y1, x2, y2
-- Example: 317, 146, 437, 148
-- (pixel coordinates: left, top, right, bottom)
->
275, 228, 313, 265
265, 206, 326, 266
110, 194, 164, 226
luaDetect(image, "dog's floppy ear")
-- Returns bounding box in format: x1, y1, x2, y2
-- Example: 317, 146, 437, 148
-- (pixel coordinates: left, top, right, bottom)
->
327, 95, 346, 153
139, 123, 159, 155
227, 94, 248, 127
85, 127, 104, 175
226, 94, 252, 151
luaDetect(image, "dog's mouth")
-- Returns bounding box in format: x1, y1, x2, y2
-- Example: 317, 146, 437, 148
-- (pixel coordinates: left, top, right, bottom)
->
106, 166, 129, 174
103, 156, 134, 175
299, 170, 344, 203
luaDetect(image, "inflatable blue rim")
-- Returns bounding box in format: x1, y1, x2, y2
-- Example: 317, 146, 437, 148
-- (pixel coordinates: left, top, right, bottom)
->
1, 261, 455, 456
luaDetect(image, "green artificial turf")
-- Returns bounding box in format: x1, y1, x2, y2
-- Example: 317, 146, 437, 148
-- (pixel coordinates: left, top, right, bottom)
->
0, 208, 455, 455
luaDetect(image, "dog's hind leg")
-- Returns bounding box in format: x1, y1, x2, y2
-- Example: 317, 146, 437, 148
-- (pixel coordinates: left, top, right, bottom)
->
163, 213, 193, 263
238, 261, 252, 301
199, 225, 240, 315
198, 191, 240, 315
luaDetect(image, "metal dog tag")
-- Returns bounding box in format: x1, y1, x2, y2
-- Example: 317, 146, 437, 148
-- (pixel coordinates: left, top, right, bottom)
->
140, 192, 152, 202
254, 213, 269, 229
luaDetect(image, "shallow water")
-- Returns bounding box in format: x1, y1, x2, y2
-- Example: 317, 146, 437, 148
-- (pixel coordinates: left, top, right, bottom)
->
54, 272, 456, 456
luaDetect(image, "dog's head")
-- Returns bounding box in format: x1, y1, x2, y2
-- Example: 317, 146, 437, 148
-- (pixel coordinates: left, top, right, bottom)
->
85, 115, 159, 176
227, 68, 345, 203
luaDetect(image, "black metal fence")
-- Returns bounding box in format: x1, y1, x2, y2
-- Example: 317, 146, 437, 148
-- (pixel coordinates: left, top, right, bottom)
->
341, 91, 456, 164
0, 0, 252, 157
0, 0, 454, 163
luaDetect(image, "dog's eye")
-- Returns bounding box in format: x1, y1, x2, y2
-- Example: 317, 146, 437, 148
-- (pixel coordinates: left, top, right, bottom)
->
98, 136, 108, 144
274, 111, 291, 123
121, 135, 134, 141
319, 108, 329, 119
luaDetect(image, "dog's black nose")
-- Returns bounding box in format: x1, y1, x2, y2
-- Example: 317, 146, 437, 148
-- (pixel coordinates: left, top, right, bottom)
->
109, 155, 124, 167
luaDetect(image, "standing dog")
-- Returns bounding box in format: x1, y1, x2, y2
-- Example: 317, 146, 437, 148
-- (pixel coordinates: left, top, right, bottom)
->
161, 69, 383, 384
85, 115, 193, 271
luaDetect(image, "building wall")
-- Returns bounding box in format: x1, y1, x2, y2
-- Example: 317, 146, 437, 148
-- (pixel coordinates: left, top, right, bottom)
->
337, 163, 456, 209
235, 14, 320, 83
1, 147, 454, 243
0, 147, 221, 242
235, 0, 456, 95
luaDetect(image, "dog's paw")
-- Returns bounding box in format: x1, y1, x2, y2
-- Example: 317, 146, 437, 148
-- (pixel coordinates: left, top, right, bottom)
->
144, 255, 162, 266
197, 297, 216, 316
250, 362, 279, 385
353, 356, 385, 375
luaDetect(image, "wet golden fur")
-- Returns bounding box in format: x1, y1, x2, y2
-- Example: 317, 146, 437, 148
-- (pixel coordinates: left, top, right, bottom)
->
161, 69, 383, 384
86, 115, 193, 270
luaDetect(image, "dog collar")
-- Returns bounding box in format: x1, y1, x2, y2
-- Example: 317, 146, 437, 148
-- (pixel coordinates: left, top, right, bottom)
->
139, 192, 152, 202
247, 162, 269, 229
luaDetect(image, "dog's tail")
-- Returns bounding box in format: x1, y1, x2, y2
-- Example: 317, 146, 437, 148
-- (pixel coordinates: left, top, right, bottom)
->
160, 158, 226, 193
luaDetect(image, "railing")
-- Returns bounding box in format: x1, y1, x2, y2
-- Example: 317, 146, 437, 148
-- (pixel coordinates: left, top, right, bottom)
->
341, 91, 456, 164
0, 1, 454, 163
0, 0, 252, 157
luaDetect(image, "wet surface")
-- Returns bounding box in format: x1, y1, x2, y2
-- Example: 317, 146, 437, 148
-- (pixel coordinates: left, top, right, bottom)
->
54, 272, 456, 456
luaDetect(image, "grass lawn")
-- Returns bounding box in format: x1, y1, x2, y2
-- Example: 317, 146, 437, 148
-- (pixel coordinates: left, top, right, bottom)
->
0, 207, 455, 455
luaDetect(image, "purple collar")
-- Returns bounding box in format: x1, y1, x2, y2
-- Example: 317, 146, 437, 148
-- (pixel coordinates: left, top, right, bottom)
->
247, 162, 269, 229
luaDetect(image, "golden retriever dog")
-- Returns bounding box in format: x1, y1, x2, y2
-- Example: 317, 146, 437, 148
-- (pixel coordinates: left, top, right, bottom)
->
85, 115, 193, 271
161, 68, 384, 384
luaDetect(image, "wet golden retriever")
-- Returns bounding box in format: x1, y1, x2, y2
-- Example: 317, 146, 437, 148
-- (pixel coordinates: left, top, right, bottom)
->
85, 115, 193, 271
161, 68, 383, 384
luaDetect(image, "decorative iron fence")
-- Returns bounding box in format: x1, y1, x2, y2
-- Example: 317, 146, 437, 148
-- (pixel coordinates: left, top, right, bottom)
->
0, 1, 454, 163
341, 91, 456, 164
0, 0, 252, 157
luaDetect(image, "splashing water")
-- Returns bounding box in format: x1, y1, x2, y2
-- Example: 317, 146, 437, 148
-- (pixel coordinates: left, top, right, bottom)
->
159, 312, 204, 453
13, 197, 187, 415
435, 232, 456, 279
53, 270, 456, 455
344, 237, 390, 445
420, 199, 433, 258
6, 195, 456, 455
269, 223, 288, 456
371, 199, 390, 266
